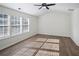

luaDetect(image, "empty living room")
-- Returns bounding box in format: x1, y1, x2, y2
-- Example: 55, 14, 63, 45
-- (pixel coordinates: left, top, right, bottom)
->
0, 0, 79, 57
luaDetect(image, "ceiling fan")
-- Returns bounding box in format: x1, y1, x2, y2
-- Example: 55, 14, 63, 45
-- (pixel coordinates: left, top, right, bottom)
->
34, 3, 56, 10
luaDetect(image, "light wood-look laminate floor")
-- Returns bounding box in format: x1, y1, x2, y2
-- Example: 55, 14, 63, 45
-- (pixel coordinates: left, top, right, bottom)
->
0, 34, 79, 56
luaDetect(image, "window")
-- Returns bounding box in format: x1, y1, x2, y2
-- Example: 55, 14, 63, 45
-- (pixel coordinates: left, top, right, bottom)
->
10, 16, 20, 36
22, 17, 29, 33
0, 14, 29, 39
0, 14, 9, 37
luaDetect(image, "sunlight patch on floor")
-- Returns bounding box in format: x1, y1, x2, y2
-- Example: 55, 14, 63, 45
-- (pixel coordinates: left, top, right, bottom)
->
35, 38, 47, 42
36, 50, 59, 56
41, 43, 59, 51
46, 39, 59, 43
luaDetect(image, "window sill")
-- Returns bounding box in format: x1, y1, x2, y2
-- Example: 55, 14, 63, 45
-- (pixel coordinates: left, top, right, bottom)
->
0, 30, 29, 41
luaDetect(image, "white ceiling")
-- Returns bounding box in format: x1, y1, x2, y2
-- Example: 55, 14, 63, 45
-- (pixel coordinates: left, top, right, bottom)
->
0, 3, 79, 16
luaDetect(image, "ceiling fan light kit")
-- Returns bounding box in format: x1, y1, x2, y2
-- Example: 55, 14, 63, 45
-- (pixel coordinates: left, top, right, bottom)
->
34, 3, 56, 10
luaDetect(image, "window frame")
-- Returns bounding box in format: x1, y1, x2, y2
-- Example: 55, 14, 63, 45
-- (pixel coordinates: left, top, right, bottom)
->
0, 14, 29, 40
0, 14, 10, 38
22, 17, 29, 33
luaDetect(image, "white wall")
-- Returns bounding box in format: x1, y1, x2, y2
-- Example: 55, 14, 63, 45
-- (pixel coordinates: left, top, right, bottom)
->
71, 9, 79, 46
0, 6, 38, 50
38, 11, 72, 37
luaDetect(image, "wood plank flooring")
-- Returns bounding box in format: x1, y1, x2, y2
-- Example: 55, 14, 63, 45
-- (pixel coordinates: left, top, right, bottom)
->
0, 34, 79, 56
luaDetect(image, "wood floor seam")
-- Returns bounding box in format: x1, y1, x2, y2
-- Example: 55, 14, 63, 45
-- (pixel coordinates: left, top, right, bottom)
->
33, 39, 48, 56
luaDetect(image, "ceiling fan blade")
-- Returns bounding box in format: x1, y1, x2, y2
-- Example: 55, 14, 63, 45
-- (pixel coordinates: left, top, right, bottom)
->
47, 3, 56, 6
46, 6, 49, 9
34, 5, 42, 6
39, 6, 42, 9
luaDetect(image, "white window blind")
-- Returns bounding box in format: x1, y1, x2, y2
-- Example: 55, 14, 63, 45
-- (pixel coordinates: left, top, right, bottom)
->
22, 17, 29, 33
0, 14, 9, 37
0, 14, 29, 39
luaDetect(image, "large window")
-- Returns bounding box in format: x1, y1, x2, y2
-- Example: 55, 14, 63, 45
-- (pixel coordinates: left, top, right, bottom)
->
10, 16, 20, 36
22, 17, 29, 33
0, 14, 9, 37
0, 14, 29, 39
